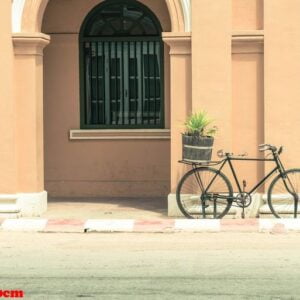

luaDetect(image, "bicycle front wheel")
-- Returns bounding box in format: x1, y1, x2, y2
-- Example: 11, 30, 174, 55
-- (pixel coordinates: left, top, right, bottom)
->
176, 167, 233, 219
268, 169, 300, 218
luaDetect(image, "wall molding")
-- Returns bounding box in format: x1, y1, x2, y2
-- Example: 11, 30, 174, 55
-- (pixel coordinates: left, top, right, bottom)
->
232, 30, 264, 54
13, 32, 50, 56
70, 129, 171, 140
162, 32, 191, 55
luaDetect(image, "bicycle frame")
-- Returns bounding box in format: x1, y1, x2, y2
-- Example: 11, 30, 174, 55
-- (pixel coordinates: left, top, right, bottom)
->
196, 152, 287, 197
178, 146, 300, 219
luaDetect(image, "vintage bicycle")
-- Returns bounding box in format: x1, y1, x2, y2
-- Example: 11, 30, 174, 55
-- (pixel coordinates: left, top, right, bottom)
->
176, 144, 300, 219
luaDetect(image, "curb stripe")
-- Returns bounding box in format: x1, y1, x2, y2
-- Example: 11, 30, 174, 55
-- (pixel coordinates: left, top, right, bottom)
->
84, 219, 135, 232
1, 218, 300, 233
134, 220, 175, 232
221, 219, 259, 232
44, 219, 85, 233
174, 219, 220, 232
47, 219, 85, 226
1, 219, 48, 231
259, 219, 300, 232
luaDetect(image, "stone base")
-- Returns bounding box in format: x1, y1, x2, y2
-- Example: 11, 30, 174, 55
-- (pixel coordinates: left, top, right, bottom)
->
168, 194, 184, 217
259, 194, 298, 218
0, 191, 47, 217
168, 193, 263, 218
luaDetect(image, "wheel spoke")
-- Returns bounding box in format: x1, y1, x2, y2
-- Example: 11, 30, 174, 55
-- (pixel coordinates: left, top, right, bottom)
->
176, 168, 233, 219
268, 169, 300, 218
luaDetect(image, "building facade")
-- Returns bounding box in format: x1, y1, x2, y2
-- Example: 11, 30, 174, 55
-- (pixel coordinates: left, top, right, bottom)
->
0, 0, 299, 217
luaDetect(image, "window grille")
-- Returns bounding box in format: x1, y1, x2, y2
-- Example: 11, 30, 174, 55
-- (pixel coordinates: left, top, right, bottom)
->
79, 0, 164, 128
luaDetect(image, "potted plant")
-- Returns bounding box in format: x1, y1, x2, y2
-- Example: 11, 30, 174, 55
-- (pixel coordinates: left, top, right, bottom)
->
182, 111, 217, 162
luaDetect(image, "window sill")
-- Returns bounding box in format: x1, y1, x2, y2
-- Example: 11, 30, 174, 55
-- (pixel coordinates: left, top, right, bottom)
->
69, 129, 171, 140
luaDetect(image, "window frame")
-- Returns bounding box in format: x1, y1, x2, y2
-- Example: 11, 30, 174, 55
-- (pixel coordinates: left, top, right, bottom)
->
79, 0, 165, 129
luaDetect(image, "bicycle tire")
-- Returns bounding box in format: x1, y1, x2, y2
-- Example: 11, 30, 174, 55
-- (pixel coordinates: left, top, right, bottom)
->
176, 167, 233, 219
268, 168, 300, 218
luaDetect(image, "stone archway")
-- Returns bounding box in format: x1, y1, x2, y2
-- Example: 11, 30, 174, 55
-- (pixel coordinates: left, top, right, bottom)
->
16, 0, 188, 34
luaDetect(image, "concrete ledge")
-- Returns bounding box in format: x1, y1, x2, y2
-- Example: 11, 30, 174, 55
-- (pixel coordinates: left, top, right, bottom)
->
0, 191, 47, 217
259, 193, 299, 217
17, 191, 47, 217
168, 194, 184, 217
168, 193, 263, 218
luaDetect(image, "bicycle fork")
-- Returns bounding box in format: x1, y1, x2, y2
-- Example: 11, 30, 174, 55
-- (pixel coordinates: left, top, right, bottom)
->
277, 156, 299, 218
282, 174, 299, 218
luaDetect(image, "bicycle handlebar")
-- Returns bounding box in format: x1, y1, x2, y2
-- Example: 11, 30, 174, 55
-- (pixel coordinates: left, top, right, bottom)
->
258, 144, 278, 153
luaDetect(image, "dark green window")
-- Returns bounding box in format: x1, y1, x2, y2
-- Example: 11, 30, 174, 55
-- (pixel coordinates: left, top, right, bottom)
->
79, 0, 164, 128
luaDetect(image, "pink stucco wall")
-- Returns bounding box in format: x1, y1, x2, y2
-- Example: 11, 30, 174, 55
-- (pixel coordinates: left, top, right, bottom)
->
42, 0, 171, 197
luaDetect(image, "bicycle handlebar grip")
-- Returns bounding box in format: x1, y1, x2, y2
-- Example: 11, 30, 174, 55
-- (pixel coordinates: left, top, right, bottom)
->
258, 144, 269, 152
258, 144, 277, 152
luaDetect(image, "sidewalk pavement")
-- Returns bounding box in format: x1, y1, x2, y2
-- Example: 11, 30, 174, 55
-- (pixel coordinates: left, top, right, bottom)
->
0, 197, 299, 233
42, 197, 169, 220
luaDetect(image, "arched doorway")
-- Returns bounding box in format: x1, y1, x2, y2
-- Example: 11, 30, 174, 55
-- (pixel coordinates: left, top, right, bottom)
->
42, 0, 172, 198
16, 0, 187, 33
11, 0, 191, 216
79, 0, 164, 129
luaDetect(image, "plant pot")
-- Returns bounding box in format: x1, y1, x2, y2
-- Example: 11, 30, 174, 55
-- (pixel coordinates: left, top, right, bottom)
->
182, 134, 214, 162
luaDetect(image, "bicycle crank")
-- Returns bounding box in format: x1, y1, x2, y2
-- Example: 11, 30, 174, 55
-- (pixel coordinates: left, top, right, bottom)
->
236, 192, 252, 208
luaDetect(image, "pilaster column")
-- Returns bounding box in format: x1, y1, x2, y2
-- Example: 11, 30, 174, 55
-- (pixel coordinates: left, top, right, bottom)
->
0, 0, 17, 194
192, 0, 232, 153
13, 33, 50, 193
264, 0, 300, 169
163, 32, 191, 193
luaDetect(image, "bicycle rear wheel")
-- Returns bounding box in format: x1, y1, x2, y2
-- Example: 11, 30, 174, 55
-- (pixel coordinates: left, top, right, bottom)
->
176, 167, 233, 219
268, 169, 300, 218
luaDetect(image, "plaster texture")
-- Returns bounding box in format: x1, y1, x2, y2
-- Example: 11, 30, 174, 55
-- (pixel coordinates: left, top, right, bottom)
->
0, 0, 299, 217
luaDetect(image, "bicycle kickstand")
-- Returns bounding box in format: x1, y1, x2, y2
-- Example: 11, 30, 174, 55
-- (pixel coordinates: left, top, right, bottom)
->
241, 206, 245, 219
241, 180, 246, 219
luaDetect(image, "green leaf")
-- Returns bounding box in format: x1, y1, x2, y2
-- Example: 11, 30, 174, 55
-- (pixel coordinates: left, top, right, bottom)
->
184, 111, 217, 137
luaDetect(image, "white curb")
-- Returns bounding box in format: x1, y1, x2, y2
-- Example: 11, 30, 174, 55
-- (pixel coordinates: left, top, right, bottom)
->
1, 219, 48, 231
1, 218, 300, 233
84, 219, 135, 232
174, 219, 220, 232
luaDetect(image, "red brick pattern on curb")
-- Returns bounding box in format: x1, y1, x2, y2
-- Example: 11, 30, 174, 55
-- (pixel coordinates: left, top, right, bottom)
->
47, 219, 85, 226
134, 220, 175, 232
270, 223, 288, 234
45, 219, 85, 233
1, 218, 300, 233
220, 219, 259, 232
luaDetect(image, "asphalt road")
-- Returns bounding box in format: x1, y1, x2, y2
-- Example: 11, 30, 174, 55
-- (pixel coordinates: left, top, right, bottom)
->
1, 232, 300, 299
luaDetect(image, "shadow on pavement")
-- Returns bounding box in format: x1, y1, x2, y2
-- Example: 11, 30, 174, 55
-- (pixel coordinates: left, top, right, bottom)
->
42, 197, 169, 219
